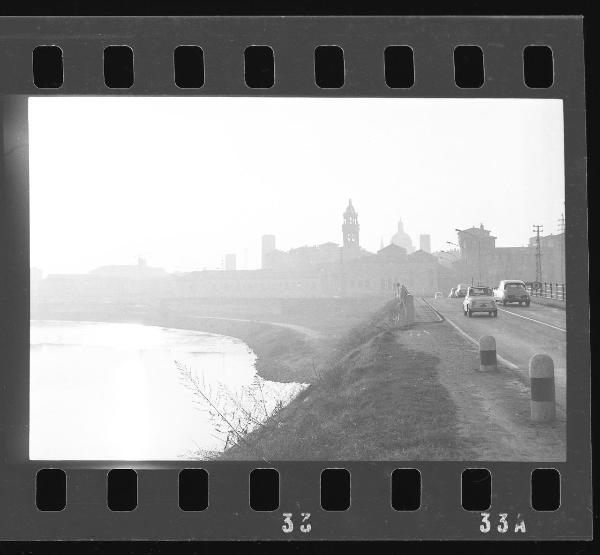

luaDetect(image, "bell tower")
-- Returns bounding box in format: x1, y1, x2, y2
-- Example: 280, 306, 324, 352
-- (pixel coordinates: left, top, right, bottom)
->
342, 199, 360, 249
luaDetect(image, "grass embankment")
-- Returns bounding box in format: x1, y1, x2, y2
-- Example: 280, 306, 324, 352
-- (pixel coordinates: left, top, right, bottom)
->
221, 300, 465, 460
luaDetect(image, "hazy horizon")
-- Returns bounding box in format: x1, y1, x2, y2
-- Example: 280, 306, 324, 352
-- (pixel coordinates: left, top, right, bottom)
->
29, 97, 565, 276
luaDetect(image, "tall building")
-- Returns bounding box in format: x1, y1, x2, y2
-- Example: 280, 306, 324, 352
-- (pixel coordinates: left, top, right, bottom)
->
456, 224, 496, 285
453, 224, 565, 286
225, 253, 237, 271
342, 199, 360, 249
391, 219, 414, 253
457, 224, 496, 254
419, 234, 431, 253
261, 234, 276, 269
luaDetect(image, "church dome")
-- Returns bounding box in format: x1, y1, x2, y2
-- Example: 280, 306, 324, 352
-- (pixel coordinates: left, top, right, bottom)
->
391, 219, 415, 253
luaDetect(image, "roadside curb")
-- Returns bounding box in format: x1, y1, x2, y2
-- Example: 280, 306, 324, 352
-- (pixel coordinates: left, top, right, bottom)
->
418, 297, 444, 323
421, 298, 520, 371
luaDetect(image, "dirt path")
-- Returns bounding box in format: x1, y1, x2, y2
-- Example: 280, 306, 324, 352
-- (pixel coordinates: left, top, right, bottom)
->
397, 324, 565, 461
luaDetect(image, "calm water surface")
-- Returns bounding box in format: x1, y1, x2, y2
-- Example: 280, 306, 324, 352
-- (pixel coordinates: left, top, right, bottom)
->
30, 320, 305, 460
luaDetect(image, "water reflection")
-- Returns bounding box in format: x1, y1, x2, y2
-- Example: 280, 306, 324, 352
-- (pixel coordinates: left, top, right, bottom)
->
30, 320, 305, 460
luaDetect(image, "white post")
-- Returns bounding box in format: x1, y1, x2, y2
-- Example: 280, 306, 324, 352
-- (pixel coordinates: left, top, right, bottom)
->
479, 336, 497, 372
529, 354, 556, 422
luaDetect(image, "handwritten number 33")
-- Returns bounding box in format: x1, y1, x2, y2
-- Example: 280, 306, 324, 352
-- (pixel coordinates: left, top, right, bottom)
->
282, 512, 311, 533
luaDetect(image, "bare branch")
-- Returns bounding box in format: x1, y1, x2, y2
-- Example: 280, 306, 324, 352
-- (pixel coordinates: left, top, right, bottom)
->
175, 360, 272, 463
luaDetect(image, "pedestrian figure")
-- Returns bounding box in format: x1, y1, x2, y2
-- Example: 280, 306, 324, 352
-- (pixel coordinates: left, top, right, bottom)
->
400, 284, 408, 302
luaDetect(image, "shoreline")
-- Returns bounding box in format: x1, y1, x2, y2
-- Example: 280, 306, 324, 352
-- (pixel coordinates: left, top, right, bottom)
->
149, 314, 327, 384
31, 312, 328, 385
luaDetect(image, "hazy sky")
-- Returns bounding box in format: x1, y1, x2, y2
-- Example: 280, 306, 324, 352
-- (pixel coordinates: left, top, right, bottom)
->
29, 97, 564, 275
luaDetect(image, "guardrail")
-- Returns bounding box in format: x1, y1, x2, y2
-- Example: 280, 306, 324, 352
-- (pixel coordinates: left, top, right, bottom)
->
525, 282, 566, 302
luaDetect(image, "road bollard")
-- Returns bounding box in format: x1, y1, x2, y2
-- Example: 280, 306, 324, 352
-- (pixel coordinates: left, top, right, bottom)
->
479, 336, 497, 372
529, 354, 556, 422
405, 294, 415, 325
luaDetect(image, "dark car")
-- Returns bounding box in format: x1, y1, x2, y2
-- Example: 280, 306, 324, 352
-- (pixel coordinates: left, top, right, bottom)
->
455, 283, 469, 297
493, 280, 531, 306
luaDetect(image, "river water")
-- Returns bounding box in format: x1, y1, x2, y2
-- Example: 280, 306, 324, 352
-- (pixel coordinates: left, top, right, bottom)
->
30, 320, 305, 460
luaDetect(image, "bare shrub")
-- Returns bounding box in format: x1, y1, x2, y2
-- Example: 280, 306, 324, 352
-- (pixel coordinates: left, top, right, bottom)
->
175, 360, 290, 461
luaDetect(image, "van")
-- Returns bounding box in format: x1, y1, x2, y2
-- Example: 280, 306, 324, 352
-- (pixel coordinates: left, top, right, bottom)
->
493, 280, 531, 306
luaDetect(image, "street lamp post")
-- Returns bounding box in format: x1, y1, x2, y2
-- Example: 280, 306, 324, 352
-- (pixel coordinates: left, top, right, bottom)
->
455, 229, 482, 285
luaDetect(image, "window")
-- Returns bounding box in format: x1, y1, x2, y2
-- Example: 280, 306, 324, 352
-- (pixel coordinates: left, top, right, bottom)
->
469, 287, 492, 296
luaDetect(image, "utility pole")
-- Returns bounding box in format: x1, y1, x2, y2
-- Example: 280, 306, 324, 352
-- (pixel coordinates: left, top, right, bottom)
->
340, 245, 345, 297
533, 224, 543, 284
477, 239, 481, 285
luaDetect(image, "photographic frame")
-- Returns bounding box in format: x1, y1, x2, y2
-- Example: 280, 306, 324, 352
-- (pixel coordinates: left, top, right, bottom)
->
0, 15, 590, 541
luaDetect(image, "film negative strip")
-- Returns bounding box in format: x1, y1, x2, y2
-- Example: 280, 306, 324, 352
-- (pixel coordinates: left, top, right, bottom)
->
0, 16, 590, 541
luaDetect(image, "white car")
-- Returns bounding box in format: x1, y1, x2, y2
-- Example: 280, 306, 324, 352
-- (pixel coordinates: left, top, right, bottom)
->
463, 286, 498, 317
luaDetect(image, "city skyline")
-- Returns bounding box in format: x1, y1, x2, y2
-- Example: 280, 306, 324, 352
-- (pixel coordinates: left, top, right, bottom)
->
29, 97, 565, 275
30, 209, 566, 277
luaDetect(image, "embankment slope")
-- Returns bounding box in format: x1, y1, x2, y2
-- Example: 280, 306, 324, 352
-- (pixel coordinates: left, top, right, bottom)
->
221, 301, 468, 460
219, 299, 565, 461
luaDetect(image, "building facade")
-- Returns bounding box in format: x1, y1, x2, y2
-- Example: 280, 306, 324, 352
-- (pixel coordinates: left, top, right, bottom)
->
454, 224, 566, 287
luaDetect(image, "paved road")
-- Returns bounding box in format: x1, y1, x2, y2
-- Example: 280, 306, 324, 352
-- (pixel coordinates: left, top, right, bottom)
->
426, 297, 566, 410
